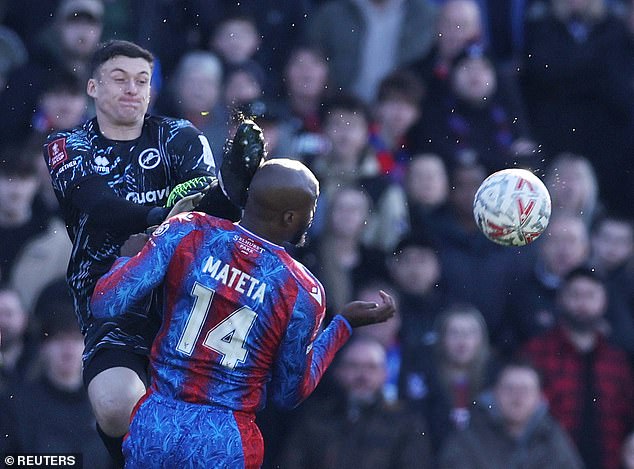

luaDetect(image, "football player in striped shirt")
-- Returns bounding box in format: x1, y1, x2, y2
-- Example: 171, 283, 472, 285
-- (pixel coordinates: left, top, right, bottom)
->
92, 159, 396, 468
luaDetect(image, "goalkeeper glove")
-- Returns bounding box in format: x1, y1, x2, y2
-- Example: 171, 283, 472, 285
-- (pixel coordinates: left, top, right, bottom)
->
219, 119, 265, 208
165, 176, 215, 208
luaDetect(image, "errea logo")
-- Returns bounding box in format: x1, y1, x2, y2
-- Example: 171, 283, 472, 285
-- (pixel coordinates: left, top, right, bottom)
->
93, 154, 111, 174
139, 148, 161, 170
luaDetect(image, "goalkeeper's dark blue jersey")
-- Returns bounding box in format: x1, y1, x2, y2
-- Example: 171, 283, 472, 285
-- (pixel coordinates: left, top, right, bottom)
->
44, 116, 216, 333
91, 213, 351, 411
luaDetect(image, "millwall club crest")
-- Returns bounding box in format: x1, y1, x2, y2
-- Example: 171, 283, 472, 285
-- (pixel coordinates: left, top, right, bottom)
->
139, 148, 161, 170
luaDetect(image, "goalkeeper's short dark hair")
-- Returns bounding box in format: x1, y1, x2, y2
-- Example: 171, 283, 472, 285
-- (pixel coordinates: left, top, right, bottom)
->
90, 40, 154, 78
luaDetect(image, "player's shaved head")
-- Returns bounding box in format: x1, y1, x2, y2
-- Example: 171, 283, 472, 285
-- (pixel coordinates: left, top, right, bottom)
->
248, 159, 319, 213
241, 159, 319, 246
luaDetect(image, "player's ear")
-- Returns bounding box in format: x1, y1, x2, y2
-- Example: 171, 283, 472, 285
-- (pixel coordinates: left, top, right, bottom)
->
282, 210, 295, 227
87, 78, 98, 98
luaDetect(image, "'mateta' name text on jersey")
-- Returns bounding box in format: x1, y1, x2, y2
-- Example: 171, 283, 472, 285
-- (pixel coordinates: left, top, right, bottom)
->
202, 255, 268, 303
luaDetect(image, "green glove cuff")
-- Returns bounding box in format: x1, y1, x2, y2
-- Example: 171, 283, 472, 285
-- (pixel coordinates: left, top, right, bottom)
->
165, 176, 215, 208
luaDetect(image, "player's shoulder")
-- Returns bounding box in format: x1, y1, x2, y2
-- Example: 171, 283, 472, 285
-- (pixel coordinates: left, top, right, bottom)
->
193, 211, 235, 230
46, 118, 94, 145
151, 212, 214, 242
166, 211, 233, 231
147, 114, 201, 136
281, 255, 325, 306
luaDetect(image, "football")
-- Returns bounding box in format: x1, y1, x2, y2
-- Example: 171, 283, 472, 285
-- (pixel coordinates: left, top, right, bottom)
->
473, 168, 551, 246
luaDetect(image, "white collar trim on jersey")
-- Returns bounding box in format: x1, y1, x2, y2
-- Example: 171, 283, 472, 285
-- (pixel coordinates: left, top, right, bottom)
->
235, 224, 285, 251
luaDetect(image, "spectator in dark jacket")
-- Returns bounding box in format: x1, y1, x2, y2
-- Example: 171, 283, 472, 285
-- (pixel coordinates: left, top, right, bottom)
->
278, 336, 433, 469
438, 359, 583, 469
1, 296, 113, 468
521, 0, 634, 211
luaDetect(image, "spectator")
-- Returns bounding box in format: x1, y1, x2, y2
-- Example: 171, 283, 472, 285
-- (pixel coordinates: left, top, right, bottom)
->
306, 0, 438, 103
0, 155, 42, 278
279, 336, 433, 469
404, 153, 451, 237
273, 44, 331, 165
521, 0, 634, 211
405, 304, 496, 453
196, 0, 312, 97
369, 69, 426, 183
208, 11, 260, 65
0, 288, 38, 393
505, 214, 591, 347
359, 71, 427, 248
589, 213, 634, 358
0, 155, 71, 309
310, 94, 395, 241
413, 43, 537, 173
223, 60, 265, 109
154, 50, 229, 160
0, 0, 104, 142
478, 0, 532, 66
235, 100, 288, 159
208, 12, 265, 86
407, 0, 484, 106
591, 213, 634, 277
386, 235, 448, 384
0, 25, 27, 89
590, 212, 634, 314
298, 185, 389, 315
1, 300, 113, 468
522, 267, 634, 469
355, 280, 403, 403
544, 152, 603, 226
438, 359, 584, 469
31, 70, 89, 137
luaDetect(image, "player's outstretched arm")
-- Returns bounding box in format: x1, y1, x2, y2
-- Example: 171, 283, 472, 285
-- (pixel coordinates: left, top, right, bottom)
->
91, 215, 197, 318
268, 291, 395, 409
339, 290, 396, 328
165, 192, 205, 219
218, 119, 266, 209
269, 311, 352, 410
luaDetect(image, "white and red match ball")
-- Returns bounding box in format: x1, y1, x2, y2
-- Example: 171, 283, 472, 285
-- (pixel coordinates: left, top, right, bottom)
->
473, 168, 551, 247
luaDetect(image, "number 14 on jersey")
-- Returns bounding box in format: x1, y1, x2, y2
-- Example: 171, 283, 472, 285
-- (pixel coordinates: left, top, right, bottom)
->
176, 282, 258, 369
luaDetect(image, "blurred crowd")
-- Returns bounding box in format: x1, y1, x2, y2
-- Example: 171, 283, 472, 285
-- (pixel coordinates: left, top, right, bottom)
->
0, 0, 634, 468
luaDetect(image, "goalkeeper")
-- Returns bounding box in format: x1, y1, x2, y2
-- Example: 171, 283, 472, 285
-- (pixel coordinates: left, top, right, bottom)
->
43, 40, 265, 467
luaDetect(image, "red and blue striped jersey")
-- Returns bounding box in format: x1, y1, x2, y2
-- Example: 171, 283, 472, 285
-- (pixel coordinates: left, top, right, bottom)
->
91, 212, 351, 412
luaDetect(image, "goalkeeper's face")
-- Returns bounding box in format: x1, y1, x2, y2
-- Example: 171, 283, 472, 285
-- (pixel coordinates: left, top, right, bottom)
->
88, 55, 152, 127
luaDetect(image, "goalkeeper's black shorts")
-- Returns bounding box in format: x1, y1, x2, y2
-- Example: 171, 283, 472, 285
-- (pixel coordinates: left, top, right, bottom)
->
82, 290, 161, 388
